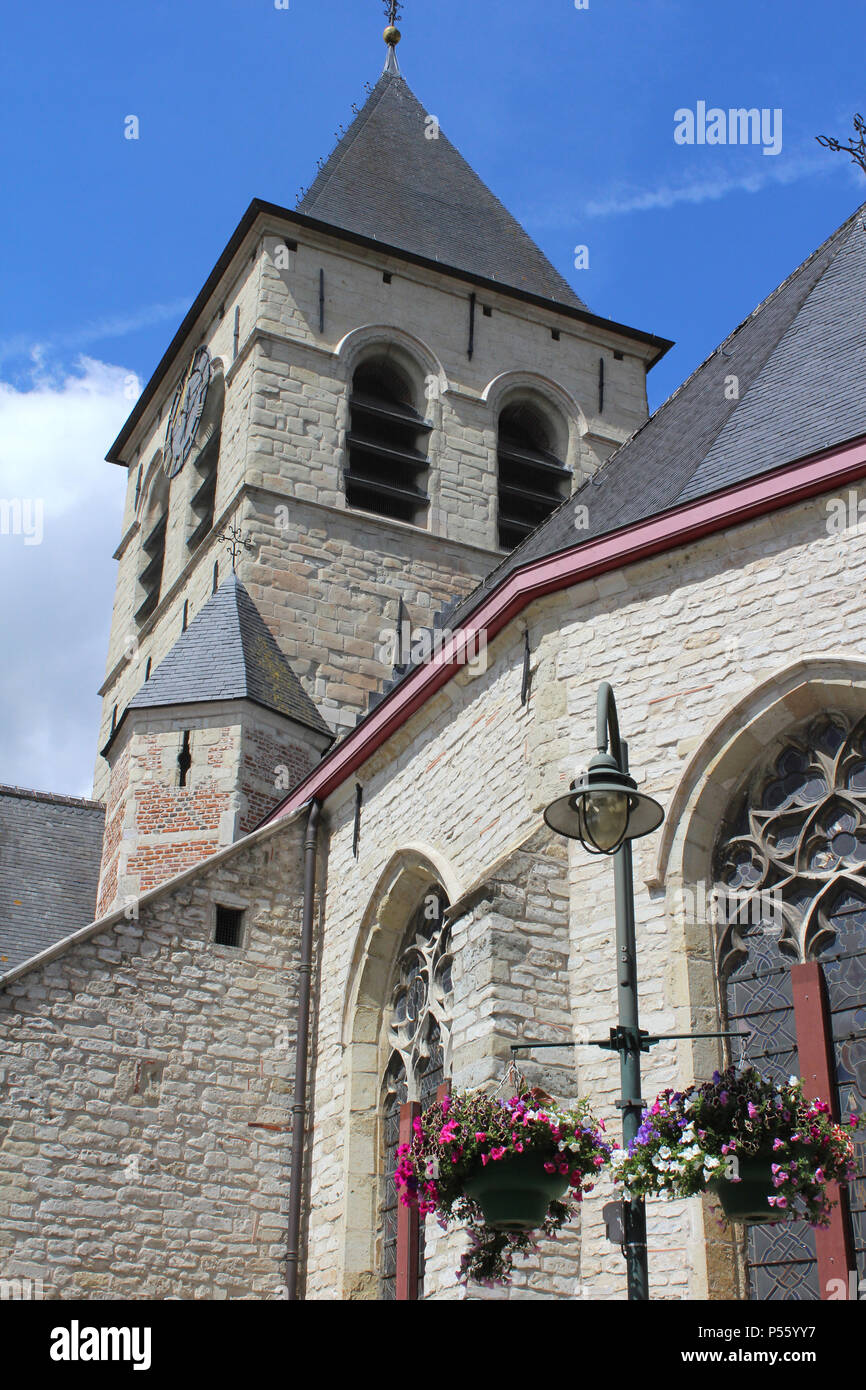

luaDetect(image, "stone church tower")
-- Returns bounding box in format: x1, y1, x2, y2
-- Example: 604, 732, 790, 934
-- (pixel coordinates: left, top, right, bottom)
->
93, 37, 668, 913
7, 24, 866, 1311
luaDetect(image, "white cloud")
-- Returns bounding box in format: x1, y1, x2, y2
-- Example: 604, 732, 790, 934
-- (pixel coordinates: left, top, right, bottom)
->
0, 357, 132, 798
584, 150, 837, 218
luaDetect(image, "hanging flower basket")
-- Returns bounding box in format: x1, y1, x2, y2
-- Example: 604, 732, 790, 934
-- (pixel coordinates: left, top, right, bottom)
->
394, 1088, 611, 1285
613, 1066, 859, 1228
464, 1149, 570, 1231
708, 1147, 788, 1224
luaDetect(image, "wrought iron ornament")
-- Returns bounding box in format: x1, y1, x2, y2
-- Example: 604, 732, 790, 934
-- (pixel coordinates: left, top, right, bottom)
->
817, 114, 866, 177
218, 524, 254, 572
164, 346, 212, 478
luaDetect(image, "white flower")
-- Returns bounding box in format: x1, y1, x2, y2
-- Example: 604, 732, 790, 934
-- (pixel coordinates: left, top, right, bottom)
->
659, 1146, 672, 1159
703, 1155, 722, 1170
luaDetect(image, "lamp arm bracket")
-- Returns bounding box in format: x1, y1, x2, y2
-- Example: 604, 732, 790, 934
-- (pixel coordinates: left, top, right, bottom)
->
596, 681, 624, 768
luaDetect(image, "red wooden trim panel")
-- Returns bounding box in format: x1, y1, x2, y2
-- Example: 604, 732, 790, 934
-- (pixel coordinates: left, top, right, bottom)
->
396, 1101, 421, 1301
791, 962, 856, 1298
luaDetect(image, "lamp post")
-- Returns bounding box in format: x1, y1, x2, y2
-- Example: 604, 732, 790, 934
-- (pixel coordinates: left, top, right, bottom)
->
543, 682, 664, 1301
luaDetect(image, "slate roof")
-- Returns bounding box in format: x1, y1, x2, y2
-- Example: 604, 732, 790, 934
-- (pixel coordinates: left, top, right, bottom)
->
298, 66, 586, 309
360, 200, 866, 717
124, 574, 331, 738
0, 786, 105, 975
446, 199, 866, 625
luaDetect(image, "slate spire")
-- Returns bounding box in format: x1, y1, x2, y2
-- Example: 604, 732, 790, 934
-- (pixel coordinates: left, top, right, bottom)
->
298, 55, 586, 308
125, 573, 330, 737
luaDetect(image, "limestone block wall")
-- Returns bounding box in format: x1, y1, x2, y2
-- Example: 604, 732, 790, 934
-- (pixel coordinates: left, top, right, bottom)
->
0, 819, 307, 1300
303, 481, 866, 1300
96, 210, 658, 792
238, 488, 493, 735
254, 224, 652, 462
4, 481, 863, 1301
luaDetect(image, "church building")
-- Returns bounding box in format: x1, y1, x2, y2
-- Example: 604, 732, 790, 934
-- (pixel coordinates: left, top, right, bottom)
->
1, 23, 864, 1301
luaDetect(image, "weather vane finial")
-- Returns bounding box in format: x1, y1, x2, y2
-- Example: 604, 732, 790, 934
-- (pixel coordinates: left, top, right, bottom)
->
816, 114, 866, 178
383, 1, 403, 47
218, 523, 254, 573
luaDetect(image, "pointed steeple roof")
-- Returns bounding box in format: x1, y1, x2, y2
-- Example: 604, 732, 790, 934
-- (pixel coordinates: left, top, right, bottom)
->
298, 68, 586, 309
420, 200, 866, 638
127, 574, 331, 737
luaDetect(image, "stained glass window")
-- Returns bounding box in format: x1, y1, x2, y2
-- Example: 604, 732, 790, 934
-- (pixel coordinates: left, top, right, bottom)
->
714, 713, 866, 1299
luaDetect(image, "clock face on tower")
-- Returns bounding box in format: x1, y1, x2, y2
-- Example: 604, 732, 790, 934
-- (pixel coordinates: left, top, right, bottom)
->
164, 346, 212, 478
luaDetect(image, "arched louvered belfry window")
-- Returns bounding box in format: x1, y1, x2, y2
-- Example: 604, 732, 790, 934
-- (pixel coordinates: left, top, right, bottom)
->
497, 400, 570, 550
380, 885, 452, 1301
346, 357, 431, 526
713, 713, 866, 1300
187, 364, 225, 552
136, 464, 169, 626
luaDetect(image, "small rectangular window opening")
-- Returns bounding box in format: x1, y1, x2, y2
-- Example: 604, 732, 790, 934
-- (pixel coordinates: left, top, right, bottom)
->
215, 905, 244, 948
383, 271, 393, 284
482, 305, 492, 318
551, 328, 560, 341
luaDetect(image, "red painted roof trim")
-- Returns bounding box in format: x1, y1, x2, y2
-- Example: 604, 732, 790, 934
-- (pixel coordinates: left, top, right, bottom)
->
263, 431, 866, 825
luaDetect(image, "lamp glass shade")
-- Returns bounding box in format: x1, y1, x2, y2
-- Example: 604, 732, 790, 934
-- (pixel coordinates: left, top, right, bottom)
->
581, 789, 630, 853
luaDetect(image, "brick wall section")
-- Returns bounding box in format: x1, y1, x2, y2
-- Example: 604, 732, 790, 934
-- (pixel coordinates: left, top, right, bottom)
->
96, 703, 327, 916
0, 819, 308, 1299
239, 722, 317, 834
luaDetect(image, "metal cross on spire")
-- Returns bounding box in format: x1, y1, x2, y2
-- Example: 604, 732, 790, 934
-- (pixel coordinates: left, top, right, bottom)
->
816, 114, 866, 177
218, 524, 254, 573
382, 1, 403, 72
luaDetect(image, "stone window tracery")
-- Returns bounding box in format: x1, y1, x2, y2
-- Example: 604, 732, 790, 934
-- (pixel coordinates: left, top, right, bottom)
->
714, 713, 866, 974
712, 712, 866, 1299
380, 885, 452, 1299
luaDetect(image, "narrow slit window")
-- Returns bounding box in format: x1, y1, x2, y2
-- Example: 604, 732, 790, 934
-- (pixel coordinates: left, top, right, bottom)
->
178, 730, 192, 787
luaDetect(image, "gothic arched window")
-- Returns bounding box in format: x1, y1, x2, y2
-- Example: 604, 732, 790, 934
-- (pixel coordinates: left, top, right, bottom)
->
497, 400, 569, 550
713, 713, 866, 1299
379, 885, 452, 1300
346, 357, 431, 526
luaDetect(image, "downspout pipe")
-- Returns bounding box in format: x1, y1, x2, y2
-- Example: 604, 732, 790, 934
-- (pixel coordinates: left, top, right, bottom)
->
286, 798, 321, 1300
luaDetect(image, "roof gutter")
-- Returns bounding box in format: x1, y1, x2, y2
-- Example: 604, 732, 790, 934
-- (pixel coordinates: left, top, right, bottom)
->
262, 429, 866, 827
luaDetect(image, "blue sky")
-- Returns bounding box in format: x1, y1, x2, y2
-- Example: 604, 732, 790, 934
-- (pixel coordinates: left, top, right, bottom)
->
1, 0, 865, 796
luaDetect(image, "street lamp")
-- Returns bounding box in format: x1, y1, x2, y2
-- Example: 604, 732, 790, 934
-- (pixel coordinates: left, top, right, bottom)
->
543, 682, 664, 1301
